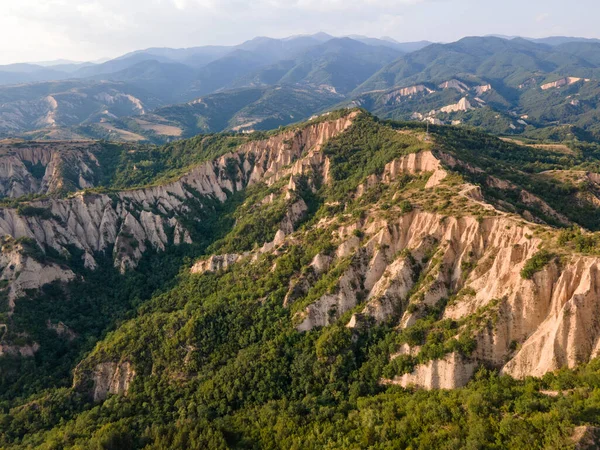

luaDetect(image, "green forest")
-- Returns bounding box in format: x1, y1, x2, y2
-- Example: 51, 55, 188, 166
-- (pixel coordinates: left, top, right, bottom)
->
1, 111, 600, 449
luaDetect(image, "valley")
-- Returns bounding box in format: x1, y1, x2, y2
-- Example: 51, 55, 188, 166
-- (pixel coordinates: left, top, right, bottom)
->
2, 110, 600, 447
5, 35, 600, 147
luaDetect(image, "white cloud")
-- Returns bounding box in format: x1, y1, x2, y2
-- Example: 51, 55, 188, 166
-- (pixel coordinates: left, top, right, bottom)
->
0, 0, 597, 64
536, 12, 550, 22
0, 0, 434, 62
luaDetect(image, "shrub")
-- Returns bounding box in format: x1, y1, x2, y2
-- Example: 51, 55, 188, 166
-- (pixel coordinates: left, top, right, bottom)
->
521, 250, 554, 279
400, 200, 413, 213
17, 205, 58, 220
315, 326, 353, 359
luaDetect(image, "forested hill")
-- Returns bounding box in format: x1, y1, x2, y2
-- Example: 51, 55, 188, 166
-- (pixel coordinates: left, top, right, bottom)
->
3, 110, 600, 448
5, 35, 600, 145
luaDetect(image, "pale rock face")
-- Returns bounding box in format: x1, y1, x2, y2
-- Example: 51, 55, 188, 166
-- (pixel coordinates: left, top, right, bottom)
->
380, 85, 435, 105
279, 199, 308, 235
355, 150, 447, 199
360, 257, 415, 324
336, 236, 361, 259
0, 141, 101, 198
438, 80, 469, 93
386, 353, 477, 390
261, 199, 309, 254
291, 148, 600, 387
245, 113, 358, 186
296, 264, 363, 331
191, 254, 241, 275
0, 116, 354, 276
47, 320, 77, 341
0, 342, 40, 357
571, 426, 600, 449
91, 361, 136, 402
283, 253, 334, 308
297, 151, 456, 331
0, 243, 75, 307
426, 117, 444, 125
390, 343, 421, 359
311, 253, 333, 275
382, 151, 448, 189
499, 258, 600, 378
439, 97, 473, 114
474, 84, 492, 95
541, 77, 590, 90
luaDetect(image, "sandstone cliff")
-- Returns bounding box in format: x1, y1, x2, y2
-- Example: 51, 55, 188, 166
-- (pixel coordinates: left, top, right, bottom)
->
279, 148, 600, 388
11, 112, 600, 397
181, 137, 600, 391
0, 141, 102, 197
0, 114, 355, 277
78, 360, 136, 402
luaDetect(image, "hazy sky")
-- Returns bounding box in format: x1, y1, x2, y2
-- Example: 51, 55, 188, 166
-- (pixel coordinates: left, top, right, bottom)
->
1, 0, 599, 64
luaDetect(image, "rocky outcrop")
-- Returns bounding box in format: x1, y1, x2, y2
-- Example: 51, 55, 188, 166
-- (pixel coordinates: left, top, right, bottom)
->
47, 320, 77, 341
0, 238, 75, 307
572, 426, 600, 449
541, 77, 590, 90
383, 151, 447, 188
380, 85, 435, 105
286, 146, 600, 388
0, 115, 355, 275
358, 256, 416, 324
299, 209, 537, 329
439, 97, 474, 114
284, 253, 333, 308
191, 197, 309, 276
439, 80, 469, 93
296, 262, 364, 332
0, 141, 101, 197
496, 256, 600, 378
191, 254, 241, 275
384, 353, 476, 389
0, 342, 40, 357
91, 361, 136, 402
355, 150, 447, 199
474, 84, 492, 95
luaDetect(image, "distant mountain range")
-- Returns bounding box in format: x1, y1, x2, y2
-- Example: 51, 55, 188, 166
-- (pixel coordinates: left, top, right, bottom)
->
0, 33, 419, 89
3, 33, 600, 143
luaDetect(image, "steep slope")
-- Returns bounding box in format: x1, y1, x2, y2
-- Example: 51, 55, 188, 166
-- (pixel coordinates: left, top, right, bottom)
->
73, 116, 600, 383
5, 111, 600, 448
95, 85, 344, 141
350, 79, 523, 133
87, 60, 197, 102
356, 36, 600, 93
7, 36, 600, 143
233, 38, 402, 94
54, 38, 600, 143
0, 81, 162, 134
0, 112, 354, 274
0, 140, 98, 197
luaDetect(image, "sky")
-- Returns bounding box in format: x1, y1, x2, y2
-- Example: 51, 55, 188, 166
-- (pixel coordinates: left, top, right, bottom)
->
1, 0, 599, 64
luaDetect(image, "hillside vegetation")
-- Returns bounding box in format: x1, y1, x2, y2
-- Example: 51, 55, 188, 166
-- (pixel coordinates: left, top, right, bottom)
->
1, 111, 600, 448
5, 36, 600, 145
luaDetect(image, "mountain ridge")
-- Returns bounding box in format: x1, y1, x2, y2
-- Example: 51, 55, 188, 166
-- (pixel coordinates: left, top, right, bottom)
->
2, 111, 600, 447
5, 35, 600, 144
